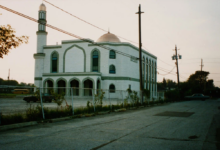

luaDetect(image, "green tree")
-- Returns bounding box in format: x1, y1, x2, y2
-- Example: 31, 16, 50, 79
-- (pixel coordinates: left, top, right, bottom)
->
8, 80, 19, 85
0, 25, 28, 58
166, 79, 176, 90
162, 78, 167, 88
179, 71, 211, 98
20, 82, 27, 86
0, 78, 4, 85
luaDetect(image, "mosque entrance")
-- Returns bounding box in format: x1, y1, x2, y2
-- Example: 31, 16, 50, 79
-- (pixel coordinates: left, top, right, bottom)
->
83, 79, 93, 96
97, 79, 101, 95
70, 80, 79, 96
45, 80, 53, 94
57, 80, 66, 95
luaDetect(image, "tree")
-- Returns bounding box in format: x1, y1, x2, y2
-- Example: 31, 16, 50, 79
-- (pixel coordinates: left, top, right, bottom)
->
162, 78, 167, 88
166, 79, 176, 90
179, 71, 211, 96
0, 25, 28, 58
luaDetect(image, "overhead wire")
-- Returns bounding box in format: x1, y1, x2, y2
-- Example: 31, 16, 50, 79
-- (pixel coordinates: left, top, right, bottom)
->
43, 0, 139, 46
0, 4, 181, 80
42, 0, 193, 81
0, 5, 135, 59
43, 0, 175, 68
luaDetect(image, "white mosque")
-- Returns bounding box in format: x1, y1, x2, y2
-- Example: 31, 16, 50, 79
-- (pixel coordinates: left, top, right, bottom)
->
34, 3, 158, 98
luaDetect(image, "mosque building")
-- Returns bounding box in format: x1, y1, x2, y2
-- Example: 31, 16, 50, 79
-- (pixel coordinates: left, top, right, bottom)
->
34, 3, 158, 98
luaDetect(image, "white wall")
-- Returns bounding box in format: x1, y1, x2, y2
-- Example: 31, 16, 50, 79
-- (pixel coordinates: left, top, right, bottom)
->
40, 41, 157, 94
65, 47, 84, 72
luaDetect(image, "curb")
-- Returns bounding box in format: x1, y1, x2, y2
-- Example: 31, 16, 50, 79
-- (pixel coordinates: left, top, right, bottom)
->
98, 111, 110, 115
129, 107, 137, 110
114, 108, 126, 112
0, 102, 169, 131
49, 116, 75, 123
0, 121, 38, 132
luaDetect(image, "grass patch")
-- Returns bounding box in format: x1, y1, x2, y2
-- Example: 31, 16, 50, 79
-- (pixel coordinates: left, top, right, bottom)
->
1, 113, 25, 125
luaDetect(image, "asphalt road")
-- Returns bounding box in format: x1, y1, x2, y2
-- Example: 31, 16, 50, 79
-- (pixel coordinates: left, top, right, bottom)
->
0, 99, 220, 150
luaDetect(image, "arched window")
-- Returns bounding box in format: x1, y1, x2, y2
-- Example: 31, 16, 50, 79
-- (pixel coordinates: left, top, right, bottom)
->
109, 84, 115, 93
109, 50, 116, 59
92, 50, 98, 72
52, 53, 58, 73
109, 65, 116, 74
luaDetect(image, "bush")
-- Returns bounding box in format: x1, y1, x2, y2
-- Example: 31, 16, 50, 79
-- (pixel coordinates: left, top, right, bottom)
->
165, 90, 180, 101
1, 113, 25, 125
26, 104, 42, 121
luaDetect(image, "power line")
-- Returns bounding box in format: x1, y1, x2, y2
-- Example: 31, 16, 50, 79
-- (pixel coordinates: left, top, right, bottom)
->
0, 4, 177, 76
157, 66, 176, 76
183, 58, 220, 60
0, 5, 135, 59
43, 0, 175, 68
43, 0, 139, 46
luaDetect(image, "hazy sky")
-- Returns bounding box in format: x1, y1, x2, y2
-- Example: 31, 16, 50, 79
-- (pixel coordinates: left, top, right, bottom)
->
1, 0, 220, 86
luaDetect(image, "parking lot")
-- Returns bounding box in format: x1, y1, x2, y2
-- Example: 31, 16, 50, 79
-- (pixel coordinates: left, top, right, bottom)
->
0, 96, 127, 115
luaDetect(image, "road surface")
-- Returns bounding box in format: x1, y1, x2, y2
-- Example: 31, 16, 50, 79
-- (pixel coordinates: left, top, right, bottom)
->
0, 99, 220, 150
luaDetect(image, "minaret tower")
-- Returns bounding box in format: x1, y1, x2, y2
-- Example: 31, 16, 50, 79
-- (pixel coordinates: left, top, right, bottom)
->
34, 3, 47, 88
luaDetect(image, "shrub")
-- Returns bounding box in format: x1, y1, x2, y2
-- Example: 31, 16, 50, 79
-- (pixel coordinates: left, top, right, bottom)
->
165, 90, 180, 101
1, 113, 25, 125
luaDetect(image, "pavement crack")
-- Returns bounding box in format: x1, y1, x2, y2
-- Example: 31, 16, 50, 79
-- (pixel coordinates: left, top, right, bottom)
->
90, 117, 168, 150
0, 117, 128, 146
90, 133, 130, 150
148, 136, 191, 141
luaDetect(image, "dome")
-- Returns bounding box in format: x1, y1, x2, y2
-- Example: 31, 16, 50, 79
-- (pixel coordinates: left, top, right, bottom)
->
96, 32, 121, 43
39, 3, 46, 11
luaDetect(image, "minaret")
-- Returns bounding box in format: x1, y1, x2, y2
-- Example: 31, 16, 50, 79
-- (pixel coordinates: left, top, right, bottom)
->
34, 3, 47, 88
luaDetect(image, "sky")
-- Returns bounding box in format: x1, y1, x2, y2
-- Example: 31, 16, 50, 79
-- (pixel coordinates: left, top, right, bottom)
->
0, 0, 220, 87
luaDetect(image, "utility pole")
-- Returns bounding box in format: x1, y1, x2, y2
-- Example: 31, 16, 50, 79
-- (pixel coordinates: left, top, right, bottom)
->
200, 59, 204, 91
201, 59, 203, 71
136, 4, 144, 103
172, 45, 181, 89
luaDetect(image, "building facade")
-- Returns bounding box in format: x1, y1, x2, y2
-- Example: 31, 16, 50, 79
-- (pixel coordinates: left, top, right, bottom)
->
34, 4, 158, 98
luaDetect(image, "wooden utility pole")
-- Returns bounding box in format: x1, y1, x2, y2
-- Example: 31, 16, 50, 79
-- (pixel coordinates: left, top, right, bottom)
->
136, 4, 144, 103
175, 45, 180, 89
172, 45, 181, 89
200, 59, 204, 90
201, 59, 203, 71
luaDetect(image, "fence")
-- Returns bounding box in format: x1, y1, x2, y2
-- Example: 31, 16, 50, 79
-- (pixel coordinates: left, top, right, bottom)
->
0, 87, 164, 120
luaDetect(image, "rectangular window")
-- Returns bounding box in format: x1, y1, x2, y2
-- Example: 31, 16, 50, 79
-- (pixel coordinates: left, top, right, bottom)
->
92, 58, 98, 72
52, 59, 57, 73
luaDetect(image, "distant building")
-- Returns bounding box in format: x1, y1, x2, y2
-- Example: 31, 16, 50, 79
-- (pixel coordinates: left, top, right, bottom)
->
34, 4, 158, 98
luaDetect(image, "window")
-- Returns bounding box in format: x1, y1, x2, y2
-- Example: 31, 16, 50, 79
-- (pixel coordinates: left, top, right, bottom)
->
109, 84, 115, 93
52, 53, 58, 73
39, 12, 46, 20
109, 65, 115, 74
109, 50, 116, 59
92, 51, 98, 72
39, 24, 45, 31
